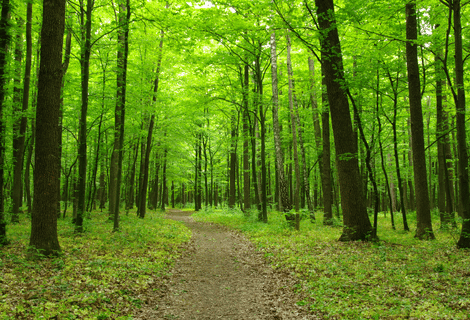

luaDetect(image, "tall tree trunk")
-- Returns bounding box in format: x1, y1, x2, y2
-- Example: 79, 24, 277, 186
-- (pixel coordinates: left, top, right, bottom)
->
452, 0, 470, 248
270, 32, 292, 215
242, 64, 251, 211
229, 112, 237, 208
160, 147, 167, 211
29, 0, 66, 255
387, 70, 409, 231
76, 0, 93, 233
315, 0, 374, 240
286, 32, 301, 229
405, 1, 434, 240
138, 31, 163, 218
0, 0, 11, 245
110, 0, 130, 231
321, 69, 333, 225
254, 53, 268, 223
11, 17, 24, 224
194, 135, 200, 211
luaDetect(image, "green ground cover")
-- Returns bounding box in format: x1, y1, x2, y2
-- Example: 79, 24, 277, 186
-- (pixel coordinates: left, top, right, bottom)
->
193, 208, 470, 319
0, 210, 191, 319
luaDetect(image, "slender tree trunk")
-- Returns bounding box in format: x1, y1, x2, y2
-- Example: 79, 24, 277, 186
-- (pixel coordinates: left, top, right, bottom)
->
29, 0, 66, 255
25, 120, 35, 215
388, 71, 409, 231
315, 0, 374, 240
321, 70, 333, 225
160, 147, 167, 211
254, 54, 268, 223
11, 17, 24, 224
229, 113, 237, 208
110, 0, 130, 231
405, 1, 434, 240
286, 32, 301, 229
270, 32, 292, 215
242, 64, 251, 211
76, 0, 93, 233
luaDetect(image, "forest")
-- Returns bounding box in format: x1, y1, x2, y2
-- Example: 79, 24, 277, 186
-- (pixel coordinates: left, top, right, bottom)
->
1, 0, 470, 318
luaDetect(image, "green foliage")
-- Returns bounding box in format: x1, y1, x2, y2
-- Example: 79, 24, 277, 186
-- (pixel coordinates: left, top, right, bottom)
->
0, 210, 191, 319
194, 209, 470, 319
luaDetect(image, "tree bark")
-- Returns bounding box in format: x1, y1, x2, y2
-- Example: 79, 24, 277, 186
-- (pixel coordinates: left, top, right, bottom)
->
405, 1, 434, 240
110, 0, 130, 231
229, 112, 237, 208
11, 17, 24, 224
29, 0, 66, 255
452, 0, 470, 248
270, 32, 292, 215
321, 70, 333, 225
242, 64, 251, 212
315, 0, 374, 241
0, 0, 10, 245
286, 32, 301, 229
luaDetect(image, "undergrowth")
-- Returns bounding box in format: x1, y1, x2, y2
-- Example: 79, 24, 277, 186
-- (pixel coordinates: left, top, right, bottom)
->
0, 209, 191, 319
193, 208, 470, 319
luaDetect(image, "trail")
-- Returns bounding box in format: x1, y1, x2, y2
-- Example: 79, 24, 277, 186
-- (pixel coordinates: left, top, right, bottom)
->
134, 210, 314, 319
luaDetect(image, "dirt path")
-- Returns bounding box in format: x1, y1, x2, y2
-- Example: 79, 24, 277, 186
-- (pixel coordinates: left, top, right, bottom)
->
134, 210, 315, 319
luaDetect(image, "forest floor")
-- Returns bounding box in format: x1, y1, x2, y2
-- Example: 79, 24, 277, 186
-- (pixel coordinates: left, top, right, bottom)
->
133, 209, 314, 320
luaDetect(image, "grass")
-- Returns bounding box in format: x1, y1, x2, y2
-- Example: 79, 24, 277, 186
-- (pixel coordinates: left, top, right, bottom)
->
0, 209, 191, 320
193, 207, 470, 319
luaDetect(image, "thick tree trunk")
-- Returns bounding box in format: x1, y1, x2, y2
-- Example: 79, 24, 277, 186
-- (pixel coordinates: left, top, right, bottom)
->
29, 0, 66, 255
405, 1, 434, 240
0, 0, 10, 245
315, 0, 374, 241
452, 0, 470, 248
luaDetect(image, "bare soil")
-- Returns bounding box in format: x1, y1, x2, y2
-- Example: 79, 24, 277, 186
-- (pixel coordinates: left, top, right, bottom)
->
134, 210, 316, 319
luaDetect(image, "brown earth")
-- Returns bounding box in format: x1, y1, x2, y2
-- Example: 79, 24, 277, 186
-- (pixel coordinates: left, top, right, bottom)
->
133, 210, 317, 320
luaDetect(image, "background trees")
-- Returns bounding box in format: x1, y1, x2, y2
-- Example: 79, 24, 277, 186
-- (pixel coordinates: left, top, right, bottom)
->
0, 0, 469, 249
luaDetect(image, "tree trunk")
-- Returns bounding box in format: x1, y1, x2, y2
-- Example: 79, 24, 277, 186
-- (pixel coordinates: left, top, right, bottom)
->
0, 0, 11, 245
29, 0, 66, 255
75, 0, 93, 232
11, 17, 24, 224
160, 147, 167, 211
405, 1, 434, 240
254, 53, 268, 223
315, 0, 374, 241
229, 112, 237, 208
286, 32, 301, 229
321, 71, 333, 225
110, 0, 130, 231
452, 0, 470, 248
242, 64, 251, 211
270, 32, 292, 215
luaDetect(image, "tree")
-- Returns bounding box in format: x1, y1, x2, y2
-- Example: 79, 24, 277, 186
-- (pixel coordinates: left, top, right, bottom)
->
405, 1, 434, 240
270, 32, 292, 215
29, 0, 66, 256
0, 0, 10, 246
314, 0, 375, 241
